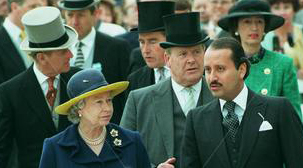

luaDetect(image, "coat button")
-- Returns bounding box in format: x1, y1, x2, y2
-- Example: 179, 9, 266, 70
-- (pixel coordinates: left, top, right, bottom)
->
264, 68, 271, 75
261, 89, 268, 95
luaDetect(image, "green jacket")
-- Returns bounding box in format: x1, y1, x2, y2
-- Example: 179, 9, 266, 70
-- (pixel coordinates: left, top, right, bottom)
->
245, 49, 302, 120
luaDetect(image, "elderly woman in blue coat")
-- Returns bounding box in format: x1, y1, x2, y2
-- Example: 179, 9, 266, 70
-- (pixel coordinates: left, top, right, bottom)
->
39, 69, 150, 168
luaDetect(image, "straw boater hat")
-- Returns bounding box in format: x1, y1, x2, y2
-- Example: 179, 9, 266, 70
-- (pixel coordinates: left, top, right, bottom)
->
130, 1, 175, 33
20, 6, 77, 52
58, 0, 100, 10
159, 12, 209, 49
55, 69, 129, 115
218, 0, 284, 32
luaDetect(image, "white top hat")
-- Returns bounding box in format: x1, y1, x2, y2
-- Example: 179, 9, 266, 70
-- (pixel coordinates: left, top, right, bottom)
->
20, 6, 78, 52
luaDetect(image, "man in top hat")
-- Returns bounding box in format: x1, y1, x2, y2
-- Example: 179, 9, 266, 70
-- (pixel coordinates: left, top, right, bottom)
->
0, 6, 80, 168
0, 0, 45, 84
125, 1, 175, 97
57, 0, 131, 124
181, 37, 303, 168
120, 12, 214, 168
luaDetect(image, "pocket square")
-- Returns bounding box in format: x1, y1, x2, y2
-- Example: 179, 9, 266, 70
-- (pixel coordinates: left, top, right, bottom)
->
259, 121, 273, 131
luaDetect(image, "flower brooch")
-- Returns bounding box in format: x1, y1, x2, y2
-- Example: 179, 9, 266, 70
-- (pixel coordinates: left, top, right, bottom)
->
110, 129, 122, 147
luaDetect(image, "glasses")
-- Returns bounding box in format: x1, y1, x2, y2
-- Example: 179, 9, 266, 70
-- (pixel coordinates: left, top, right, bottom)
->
210, 0, 233, 6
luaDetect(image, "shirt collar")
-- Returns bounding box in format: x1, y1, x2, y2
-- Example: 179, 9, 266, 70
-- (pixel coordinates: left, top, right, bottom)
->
3, 18, 23, 43
77, 28, 96, 47
171, 78, 202, 93
219, 84, 248, 112
33, 62, 60, 85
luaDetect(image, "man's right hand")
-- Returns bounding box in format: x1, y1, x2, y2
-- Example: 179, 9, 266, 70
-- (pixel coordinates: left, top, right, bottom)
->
157, 157, 176, 168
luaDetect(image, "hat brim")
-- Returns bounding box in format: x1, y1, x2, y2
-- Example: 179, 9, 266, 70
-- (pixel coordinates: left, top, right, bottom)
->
55, 81, 129, 115
20, 25, 78, 52
57, 0, 100, 10
160, 36, 210, 49
218, 12, 284, 32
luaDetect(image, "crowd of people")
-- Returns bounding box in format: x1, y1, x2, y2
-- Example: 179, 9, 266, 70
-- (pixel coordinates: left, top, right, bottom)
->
0, 0, 303, 168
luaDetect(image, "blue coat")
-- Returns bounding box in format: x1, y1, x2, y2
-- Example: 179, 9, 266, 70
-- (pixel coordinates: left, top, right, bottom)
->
39, 123, 150, 168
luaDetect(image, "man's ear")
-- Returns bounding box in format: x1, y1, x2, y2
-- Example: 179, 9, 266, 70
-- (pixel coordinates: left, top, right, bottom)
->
238, 62, 247, 79
164, 51, 171, 68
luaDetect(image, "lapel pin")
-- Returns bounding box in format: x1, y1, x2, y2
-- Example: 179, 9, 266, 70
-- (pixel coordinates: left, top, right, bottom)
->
110, 129, 118, 137
258, 113, 273, 131
113, 138, 122, 146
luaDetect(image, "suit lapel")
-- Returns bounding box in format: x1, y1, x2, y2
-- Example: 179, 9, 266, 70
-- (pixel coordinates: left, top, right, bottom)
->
0, 27, 26, 70
237, 90, 266, 168
21, 67, 56, 134
207, 100, 231, 168
154, 79, 175, 157
138, 66, 155, 86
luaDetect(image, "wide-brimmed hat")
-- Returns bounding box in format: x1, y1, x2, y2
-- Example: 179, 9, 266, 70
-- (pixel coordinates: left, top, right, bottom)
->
160, 12, 209, 49
55, 69, 129, 115
218, 0, 284, 32
130, 1, 175, 33
20, 7, 78, 52
58, 0, 100, 10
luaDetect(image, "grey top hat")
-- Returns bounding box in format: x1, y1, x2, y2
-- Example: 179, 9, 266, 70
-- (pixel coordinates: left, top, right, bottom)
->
20, 6, 78, 52
58, 0, 100, 10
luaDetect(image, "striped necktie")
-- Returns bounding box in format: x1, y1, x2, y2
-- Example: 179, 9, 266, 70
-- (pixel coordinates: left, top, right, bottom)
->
75, 41, 85, 68
184, 87, 195, 116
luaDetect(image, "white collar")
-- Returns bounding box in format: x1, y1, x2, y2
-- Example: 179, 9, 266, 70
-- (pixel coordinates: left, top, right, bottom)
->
33, 62, 60, 85
171, 78, 202, 93
77, 28, 96, 47
3, 18, 23, 43
219, 84, 248, 112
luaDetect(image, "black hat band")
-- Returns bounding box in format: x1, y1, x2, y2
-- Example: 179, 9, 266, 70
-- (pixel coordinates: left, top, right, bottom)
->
64, 0, 93, 8
29, 32, 69, 48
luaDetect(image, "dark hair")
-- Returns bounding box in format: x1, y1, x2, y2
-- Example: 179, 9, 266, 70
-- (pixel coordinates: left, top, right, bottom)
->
7, 0, 24, 12
175, 0, 192, 12
266, 0, 300, 12
209, 37, 250, 79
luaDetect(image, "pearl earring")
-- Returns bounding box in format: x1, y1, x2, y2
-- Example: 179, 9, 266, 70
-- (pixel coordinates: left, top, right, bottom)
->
79, 113, 82, 117
235, 32, 239, 36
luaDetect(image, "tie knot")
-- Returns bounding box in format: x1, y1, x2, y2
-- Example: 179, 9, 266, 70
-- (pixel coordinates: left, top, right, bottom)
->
185, 87, 195, 94
224, 101, 236, 113
47, 77, 56, 88
20, 30, 26, 41
77, 41, 83, 48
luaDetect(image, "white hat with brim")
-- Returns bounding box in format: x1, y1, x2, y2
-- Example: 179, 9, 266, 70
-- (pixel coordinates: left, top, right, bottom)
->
55, 69, 129, 115
20, 6, 78, 52
58, 0, 100, 10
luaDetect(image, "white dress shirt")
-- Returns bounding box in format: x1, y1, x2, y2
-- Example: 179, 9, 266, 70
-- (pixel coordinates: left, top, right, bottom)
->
219, 84, 248, 123
172, 78, 202, 116
70, 28, 96, 67
3, 18, 32, 67
154, 66, 171, 84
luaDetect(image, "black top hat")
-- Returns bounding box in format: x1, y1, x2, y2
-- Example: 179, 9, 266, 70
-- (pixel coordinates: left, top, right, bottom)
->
131, 1, 175, 33
58, 0, 100, 10
160, 12, 209, 49
218, 0, 284, 32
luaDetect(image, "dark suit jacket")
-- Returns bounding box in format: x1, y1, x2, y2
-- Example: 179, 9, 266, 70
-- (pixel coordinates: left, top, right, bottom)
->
0, 66, 80, 168
181, 89, 303, 168
120, 77, 214, 167
0, 26, 26, 84
127, 47, 146, 74
92, 32, 131, 124
39, 123, 150, 168
126, 65, 154, 98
